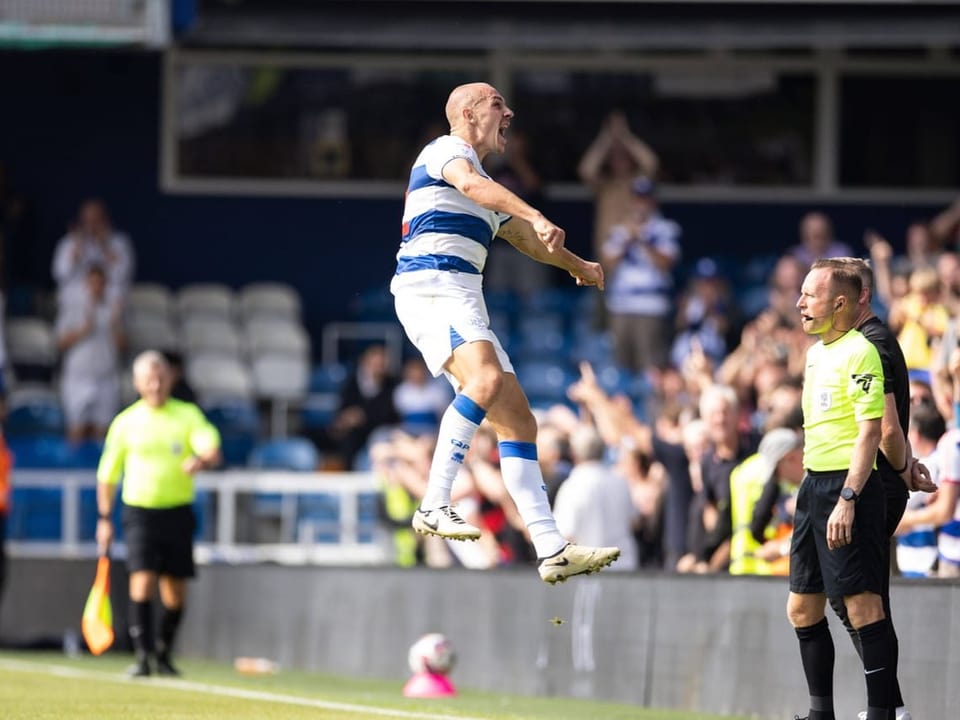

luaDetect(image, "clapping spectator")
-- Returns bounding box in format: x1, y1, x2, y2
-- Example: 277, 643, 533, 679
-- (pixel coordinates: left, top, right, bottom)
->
55, 265, 126, 443
52, 199, 134, 310
579, 110, 660, 259
602, 177, 682, 375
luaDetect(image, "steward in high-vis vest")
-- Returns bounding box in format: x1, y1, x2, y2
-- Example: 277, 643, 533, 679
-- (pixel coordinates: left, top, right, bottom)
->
729, 427, 804, 576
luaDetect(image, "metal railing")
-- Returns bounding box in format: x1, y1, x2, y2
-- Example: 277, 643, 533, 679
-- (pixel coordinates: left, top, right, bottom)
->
6, 469, 391, 566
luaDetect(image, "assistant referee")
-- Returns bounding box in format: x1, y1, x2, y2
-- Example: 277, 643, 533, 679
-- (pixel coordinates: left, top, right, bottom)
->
788, 259, 893, 720
96, 350, 221, 677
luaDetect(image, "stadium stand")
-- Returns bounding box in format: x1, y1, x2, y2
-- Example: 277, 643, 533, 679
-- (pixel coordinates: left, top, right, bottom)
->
238, 282, 302, 323
176, 282, 236, 322
5, 317, 57, 382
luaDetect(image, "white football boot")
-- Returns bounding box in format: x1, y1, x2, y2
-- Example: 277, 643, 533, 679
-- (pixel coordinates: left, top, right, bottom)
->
538, 543, 621, 584
412, 506, 481, 541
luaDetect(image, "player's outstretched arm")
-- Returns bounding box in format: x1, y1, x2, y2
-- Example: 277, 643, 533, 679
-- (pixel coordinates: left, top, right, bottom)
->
442, 157, 564, 252
497, 219, 604, 290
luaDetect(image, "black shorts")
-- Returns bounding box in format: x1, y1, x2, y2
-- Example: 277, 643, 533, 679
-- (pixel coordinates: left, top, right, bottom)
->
122, 504, 196, 578
789, 469, 886, 598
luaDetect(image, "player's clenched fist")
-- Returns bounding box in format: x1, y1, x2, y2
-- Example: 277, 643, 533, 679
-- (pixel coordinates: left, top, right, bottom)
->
571, 261, 604, 290
532, 216, 565, 253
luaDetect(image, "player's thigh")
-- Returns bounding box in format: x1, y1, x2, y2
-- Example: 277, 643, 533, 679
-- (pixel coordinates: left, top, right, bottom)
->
445, 338, 503, 387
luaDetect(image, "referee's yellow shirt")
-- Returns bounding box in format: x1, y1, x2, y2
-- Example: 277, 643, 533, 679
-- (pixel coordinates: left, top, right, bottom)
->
802, 329, 885, 471
97, 399, 221, 509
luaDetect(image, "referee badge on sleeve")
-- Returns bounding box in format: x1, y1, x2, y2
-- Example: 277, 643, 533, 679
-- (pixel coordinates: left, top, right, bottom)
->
172, 442, 183, 455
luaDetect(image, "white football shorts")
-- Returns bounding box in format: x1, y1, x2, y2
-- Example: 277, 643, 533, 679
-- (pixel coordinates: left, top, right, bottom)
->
391, 269, 514, 388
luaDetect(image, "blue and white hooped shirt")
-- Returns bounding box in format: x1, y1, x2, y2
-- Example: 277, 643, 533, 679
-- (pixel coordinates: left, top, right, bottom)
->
396, 135, 511, 278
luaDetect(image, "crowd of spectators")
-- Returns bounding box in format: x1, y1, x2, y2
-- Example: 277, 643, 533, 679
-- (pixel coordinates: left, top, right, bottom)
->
4, 139, 960, 580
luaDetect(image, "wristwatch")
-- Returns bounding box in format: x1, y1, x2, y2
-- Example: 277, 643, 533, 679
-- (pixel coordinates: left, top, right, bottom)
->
840, 487, 859, 503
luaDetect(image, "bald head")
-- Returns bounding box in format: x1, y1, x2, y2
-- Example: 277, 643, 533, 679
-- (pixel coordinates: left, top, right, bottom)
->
445, 82, 496, 130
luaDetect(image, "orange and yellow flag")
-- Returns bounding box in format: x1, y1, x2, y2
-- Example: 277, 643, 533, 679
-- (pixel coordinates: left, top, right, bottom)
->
81, 556, 114, 656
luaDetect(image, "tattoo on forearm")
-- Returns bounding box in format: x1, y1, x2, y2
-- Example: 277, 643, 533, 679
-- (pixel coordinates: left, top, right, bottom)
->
497, 225, 525, 247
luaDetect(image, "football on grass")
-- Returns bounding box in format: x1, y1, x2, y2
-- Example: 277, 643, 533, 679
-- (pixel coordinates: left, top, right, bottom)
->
407, 633, 456, 675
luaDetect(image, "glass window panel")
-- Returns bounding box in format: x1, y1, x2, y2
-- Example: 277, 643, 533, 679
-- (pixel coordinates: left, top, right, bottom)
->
512, 70, 815, 186
175, 63, 475, 180
840, 75, 960, 188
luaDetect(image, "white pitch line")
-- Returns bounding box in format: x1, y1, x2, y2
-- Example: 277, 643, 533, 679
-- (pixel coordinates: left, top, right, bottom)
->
0, 657, 487, 720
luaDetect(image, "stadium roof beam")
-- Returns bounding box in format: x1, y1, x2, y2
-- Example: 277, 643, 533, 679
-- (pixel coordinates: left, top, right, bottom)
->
182, 11, 960, 53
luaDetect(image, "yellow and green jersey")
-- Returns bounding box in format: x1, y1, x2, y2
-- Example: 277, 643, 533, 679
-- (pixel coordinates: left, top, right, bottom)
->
802, 329, 884, 471
97, 399, 221, 509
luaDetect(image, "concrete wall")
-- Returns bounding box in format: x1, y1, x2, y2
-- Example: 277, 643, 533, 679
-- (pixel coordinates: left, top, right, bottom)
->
3, 559, 958, 719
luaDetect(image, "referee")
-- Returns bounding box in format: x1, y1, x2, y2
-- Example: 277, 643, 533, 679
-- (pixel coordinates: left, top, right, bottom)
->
95, 350, 221, 677
788, 259, 893, 720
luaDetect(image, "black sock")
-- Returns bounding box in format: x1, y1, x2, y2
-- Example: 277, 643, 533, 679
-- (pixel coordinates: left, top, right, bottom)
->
858, 618, 893, 720
129, 600, 154, 660
795, 618, 836, 720
157, 606, 183, 659
829, 595, 864, 659
888, 619, 903, 711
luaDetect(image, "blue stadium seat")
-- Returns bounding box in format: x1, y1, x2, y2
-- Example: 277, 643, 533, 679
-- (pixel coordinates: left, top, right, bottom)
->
357, 491, 380, 544
515, 361, 574, 408
300, 393, 339, 430
78, 488, 125, 542
5, 393, 65, 438
9, 487, 62, 540
516, 312, 565, 338
248, 437, 319, 471
483, 289, 519, 317
309, 363, 348, 393
203, 399, 260, 467
350, 287, 394, 321
513, 328, 569, 365
6, 436, 100, 469
521, 288, 579, 315
193, 489, 216, 541
296, 493, 341, 543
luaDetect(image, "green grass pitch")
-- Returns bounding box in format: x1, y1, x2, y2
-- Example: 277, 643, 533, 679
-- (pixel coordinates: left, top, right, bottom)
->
0, 651, 748, 720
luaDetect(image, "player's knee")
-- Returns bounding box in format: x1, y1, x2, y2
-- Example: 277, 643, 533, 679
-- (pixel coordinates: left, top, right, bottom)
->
786, 594, 824, 628
844, 592, 885, 629
467, 365, 504, 406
